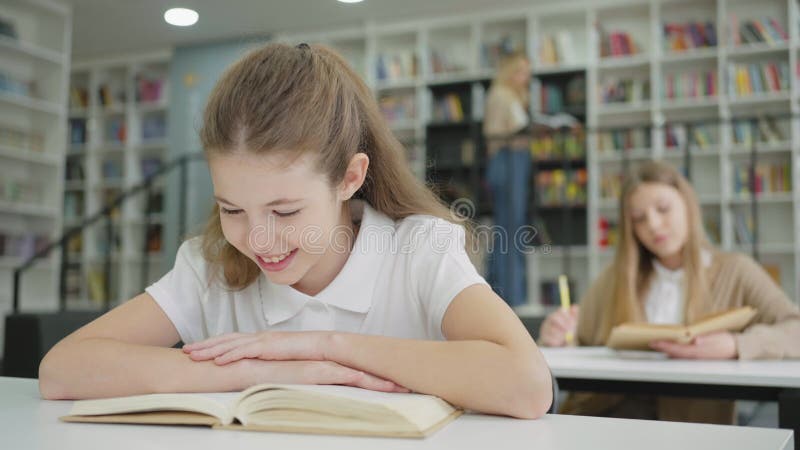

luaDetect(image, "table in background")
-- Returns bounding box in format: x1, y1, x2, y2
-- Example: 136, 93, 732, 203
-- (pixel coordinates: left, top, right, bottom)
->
542, 347, 800, 450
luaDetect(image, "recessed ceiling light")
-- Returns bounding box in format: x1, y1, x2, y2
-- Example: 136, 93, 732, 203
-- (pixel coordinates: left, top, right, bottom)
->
337, 0, 364, 3
164, 8, 199, 27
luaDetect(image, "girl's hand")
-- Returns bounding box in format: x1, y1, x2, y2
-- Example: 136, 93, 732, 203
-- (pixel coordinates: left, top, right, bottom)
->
539, 305, 579, 347
649, 331, 738, 359
238, 359, 409, 393
183, 331, 328, 365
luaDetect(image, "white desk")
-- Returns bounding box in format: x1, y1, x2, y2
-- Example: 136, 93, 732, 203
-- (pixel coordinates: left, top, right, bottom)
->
542, 347, 800, 449
0, 377, 793, 450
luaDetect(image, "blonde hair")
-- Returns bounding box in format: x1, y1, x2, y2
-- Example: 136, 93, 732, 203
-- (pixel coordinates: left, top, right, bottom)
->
490, 51, 530, 106
198, 42, 456, 290
598, 161, 712, 340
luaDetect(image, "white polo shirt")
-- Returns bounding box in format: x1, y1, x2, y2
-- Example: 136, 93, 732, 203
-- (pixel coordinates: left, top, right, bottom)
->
146, 201, 488, 344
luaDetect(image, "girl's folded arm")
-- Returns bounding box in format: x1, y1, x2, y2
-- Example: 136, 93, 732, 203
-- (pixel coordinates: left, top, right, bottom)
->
324, 283, 553, 419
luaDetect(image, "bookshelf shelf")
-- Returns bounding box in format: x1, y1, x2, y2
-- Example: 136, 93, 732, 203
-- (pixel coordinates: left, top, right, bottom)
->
596, 102, 652, 115
0, 145, 59, 165
597, 54, 650, 69
0, 0, 72, 344
533, 63, 587, 76
0, 34, 65, 65
0, 91, 63, 115
0, 200, 58, 217
661, 48, 718, 64
65, 50, 171, 306
726, 42, 790, 57
660, 97, 719, 112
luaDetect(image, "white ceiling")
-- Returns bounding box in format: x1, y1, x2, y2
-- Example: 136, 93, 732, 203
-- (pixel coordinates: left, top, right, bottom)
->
64, 0, 545, 59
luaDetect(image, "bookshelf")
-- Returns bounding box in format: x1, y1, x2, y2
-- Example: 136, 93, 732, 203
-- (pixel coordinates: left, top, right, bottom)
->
0, 0, 71, 354
273, 0, 800, 310
65, 50, 170, 308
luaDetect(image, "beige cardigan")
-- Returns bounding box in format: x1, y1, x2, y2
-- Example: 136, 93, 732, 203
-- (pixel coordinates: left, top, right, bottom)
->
560, 251, 800, 424
483, 84, 529, 155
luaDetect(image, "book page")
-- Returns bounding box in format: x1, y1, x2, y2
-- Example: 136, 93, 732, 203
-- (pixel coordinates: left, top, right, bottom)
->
687, 306, 757, 338
607, 323, 691, 350
67, 392, 237, 425
234, 384, 458, 435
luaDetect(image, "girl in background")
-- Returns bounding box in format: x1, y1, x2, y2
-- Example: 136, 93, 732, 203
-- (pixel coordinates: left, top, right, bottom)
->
540, 161, 800, 423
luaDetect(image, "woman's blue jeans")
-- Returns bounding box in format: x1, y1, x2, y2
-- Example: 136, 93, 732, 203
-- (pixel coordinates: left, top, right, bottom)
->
486, 148, 530, 307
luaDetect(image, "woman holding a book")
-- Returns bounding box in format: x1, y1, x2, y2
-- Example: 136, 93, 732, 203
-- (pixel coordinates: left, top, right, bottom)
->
539, 161, 800, 423
483, 52, 533, 307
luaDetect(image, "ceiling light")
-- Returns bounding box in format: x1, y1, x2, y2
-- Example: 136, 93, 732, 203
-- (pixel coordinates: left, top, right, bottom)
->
337, 0, 364, 3
164, 8, 199, 27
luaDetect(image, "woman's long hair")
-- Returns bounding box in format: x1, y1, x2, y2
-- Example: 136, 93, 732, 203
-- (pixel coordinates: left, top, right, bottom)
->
198, 42, 459, 290
490, 52, 529, 106
598, 161, 712, 340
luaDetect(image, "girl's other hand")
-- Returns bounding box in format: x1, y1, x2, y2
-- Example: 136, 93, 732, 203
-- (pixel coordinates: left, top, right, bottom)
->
649, 331, 738, 359
538, 305, 579, 347
183, 331, 327, 364
238, 359, 410, 393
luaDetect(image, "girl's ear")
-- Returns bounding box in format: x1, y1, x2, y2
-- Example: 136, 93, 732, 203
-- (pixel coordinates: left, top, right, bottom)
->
337, 153, 369, 201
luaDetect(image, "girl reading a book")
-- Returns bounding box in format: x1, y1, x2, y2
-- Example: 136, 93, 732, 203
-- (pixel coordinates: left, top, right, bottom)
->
539, 160, 800, 423
39, 43, 554, 419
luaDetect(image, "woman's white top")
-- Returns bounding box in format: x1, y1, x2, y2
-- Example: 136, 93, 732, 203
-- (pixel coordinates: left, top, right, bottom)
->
146, 201, 488, 344
644, 250, 712, 325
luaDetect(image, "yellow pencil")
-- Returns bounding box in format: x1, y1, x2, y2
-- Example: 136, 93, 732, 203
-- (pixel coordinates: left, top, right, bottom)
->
558, 275, 574, 345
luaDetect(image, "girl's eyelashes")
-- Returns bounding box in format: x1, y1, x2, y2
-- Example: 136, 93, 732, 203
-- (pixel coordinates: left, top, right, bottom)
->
219, 207, 300, 217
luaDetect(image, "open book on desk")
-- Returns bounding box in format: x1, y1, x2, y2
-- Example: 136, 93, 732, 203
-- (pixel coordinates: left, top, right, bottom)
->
61, 383, 461, 438
607, 306, 757, 351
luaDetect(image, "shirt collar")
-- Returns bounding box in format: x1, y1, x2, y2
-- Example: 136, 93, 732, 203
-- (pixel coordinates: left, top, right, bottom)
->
651, 249, 712, 282
259, 200, 395, 326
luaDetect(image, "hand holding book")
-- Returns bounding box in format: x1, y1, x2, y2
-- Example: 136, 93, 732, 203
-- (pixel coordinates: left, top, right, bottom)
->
649, 331, 738, 359
606, 306, 756, 358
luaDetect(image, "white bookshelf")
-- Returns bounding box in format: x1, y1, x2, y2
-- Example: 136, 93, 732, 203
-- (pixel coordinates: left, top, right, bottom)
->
65, 50, 170, 308
0, 0, 71, 355
274, 0, 800, 309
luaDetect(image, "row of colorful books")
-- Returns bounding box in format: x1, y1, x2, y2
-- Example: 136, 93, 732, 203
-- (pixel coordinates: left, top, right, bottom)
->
0, 125, 43, 152
663, 21, 717, 51
378, 94, 416, 123
375, 52, 417, 81
599, 78, 650, 104
0, 71, 36, 97
662, 70, 717, 100
535, 169, 587, 206
731, 117, 785, 145
135, 73, 166, 103
70, 119, 87, 145
481, 35, 522, 69
429, 49, 467, 75
537, 32, 578, 66
432, 94, 465, 122
540, 77, 585, 114
0, 178, 42, 204
596, 128, 650, 152
530, 131, 585, 161
727, 61, 789, 97
729, 16, 788, 46
0, 232, 49, 260
599, 29, 639, 58
70, 86, 89, 109
664, 124, 716, 149
732, 163, 791, 195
